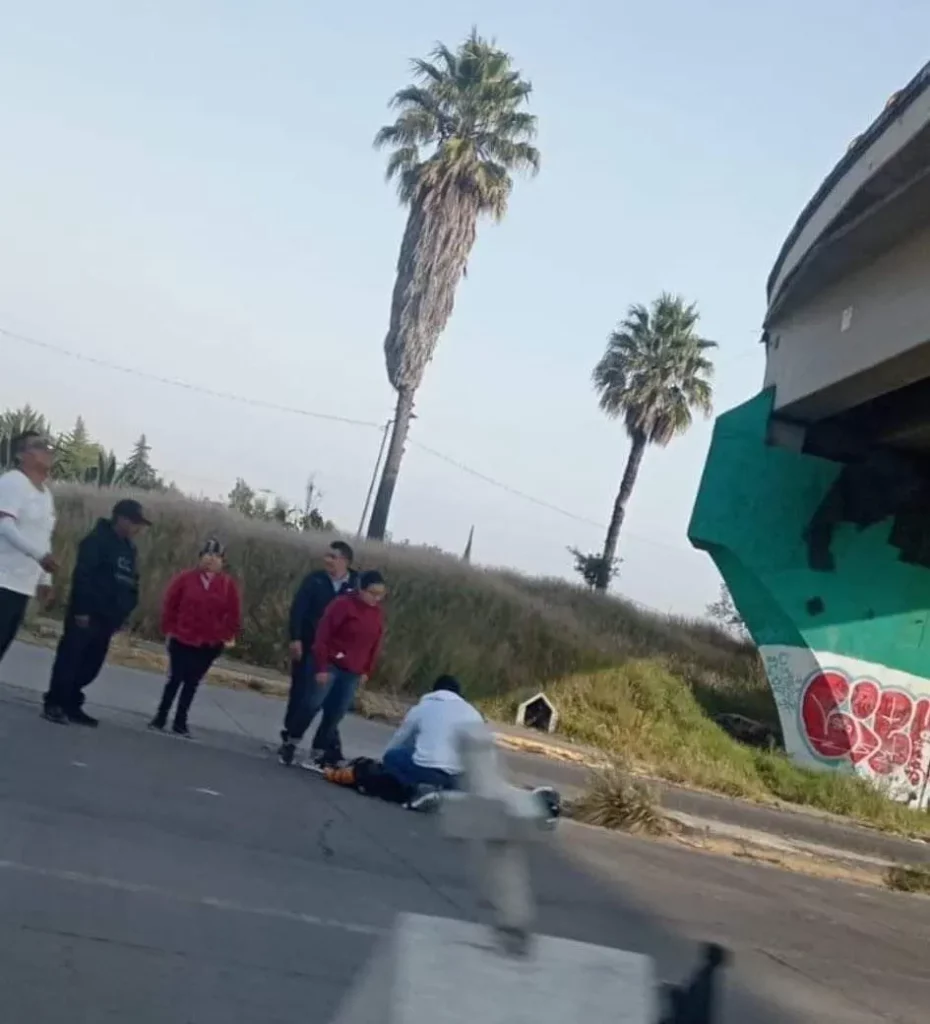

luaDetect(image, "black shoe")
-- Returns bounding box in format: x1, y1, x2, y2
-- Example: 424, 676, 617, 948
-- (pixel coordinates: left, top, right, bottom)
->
42, 705, 69, 725
278, 740, 296, 766
172, 723, 191, 738
67, 709, 99, 728
148, 717, 166, 731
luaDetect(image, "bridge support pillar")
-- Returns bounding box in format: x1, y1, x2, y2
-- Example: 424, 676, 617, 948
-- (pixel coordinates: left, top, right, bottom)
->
690, 390, 930, 808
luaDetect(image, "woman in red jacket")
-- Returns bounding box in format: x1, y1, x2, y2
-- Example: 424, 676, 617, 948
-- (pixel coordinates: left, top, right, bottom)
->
149, 538, 241, 737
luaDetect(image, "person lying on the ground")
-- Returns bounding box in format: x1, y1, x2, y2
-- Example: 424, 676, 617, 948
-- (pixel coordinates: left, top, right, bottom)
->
323, 679, 563, 821
322, 675, 481, 807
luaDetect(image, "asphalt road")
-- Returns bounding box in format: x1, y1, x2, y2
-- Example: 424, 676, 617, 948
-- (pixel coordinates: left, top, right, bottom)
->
5, 637, 930, 870
1, 682, 929, 1022
502, 743, 930, 866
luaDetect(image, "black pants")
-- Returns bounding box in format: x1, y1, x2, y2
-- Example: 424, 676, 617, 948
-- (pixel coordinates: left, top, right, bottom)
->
0, 587, 29, 664
282, 653, 343, 759
154, 639, 222, 727
45, 616, 116, 713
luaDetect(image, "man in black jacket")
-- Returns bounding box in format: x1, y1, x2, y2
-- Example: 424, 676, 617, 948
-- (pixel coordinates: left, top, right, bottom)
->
42, 499, 149, 726
278, 539, 357, 766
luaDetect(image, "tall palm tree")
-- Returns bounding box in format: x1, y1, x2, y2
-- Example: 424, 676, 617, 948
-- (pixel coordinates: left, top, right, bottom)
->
592, 293, 716, 590
366, 30, 539, 540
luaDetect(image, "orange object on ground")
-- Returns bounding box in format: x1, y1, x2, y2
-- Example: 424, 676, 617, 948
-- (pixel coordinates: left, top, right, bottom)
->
324, 765, 356, 787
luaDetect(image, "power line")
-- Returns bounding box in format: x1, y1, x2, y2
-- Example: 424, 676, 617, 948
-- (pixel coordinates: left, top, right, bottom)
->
408, 441, 692, 554
409, 439, 605, 531
0, 326, 383, 431
1, 322, 697, 554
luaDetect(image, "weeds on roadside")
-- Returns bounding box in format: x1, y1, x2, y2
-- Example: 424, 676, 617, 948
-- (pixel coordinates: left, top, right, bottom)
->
570, 762, 666, 835
885, 863, 930, 894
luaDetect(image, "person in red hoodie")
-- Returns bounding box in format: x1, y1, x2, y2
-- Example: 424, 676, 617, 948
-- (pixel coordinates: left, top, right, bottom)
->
304, 569, 386, 770
149, 538, 242, 737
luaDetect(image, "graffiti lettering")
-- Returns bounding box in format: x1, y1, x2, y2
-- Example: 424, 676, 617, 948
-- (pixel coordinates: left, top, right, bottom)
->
800, 671, 930, 783
765, 650, 801, 712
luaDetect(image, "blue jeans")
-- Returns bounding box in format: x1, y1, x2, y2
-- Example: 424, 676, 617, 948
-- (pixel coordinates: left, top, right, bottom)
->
303, 667, 359, 759
382, 745, 457, 792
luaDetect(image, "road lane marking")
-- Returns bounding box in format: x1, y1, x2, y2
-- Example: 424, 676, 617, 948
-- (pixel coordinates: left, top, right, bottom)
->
194, 787, 222, 796
0, 859, 384, 936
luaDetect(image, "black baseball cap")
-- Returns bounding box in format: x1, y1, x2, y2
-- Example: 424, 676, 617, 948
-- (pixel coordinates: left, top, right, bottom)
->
111, 499, 151, 526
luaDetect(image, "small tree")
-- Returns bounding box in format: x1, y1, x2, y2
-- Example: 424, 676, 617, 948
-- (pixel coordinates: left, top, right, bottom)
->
568, 547, 620, 590
228, 476, 334, 530
83, 449, 118, 487
706, 583, 749, 640
54, 416, 101, 481
228, 478, 257, 516
117, 435, 161, 490
270, 497, 291, 526
296, 477, 335, 532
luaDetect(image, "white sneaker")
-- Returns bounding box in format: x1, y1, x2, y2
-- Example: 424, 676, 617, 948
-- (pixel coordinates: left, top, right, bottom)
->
299, 750, 343, 774
406, 788, 443, 813
532, 786, 562, 827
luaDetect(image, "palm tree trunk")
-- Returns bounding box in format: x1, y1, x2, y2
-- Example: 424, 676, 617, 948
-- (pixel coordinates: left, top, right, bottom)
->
597, 431, 647, 591
366, 387, 416, 541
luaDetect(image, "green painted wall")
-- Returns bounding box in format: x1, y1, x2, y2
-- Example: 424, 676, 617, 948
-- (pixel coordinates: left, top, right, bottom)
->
689, 390, 930, 677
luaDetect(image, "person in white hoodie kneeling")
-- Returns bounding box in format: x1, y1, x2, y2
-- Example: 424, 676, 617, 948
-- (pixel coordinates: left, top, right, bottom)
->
381, 675, 483, 796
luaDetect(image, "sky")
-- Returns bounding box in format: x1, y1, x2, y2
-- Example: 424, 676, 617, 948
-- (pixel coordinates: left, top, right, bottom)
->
0, 1, 927, 617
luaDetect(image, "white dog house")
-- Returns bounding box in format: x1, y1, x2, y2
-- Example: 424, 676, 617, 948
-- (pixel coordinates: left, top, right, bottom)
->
516, 692, 558, 734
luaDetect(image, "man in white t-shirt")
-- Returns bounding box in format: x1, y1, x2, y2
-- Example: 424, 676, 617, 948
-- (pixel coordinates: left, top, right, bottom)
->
0, 431, 58, 666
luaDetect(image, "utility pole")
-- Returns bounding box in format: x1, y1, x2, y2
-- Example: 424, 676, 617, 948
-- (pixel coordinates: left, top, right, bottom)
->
357, 419, 392, 537
463, 525, 475, 563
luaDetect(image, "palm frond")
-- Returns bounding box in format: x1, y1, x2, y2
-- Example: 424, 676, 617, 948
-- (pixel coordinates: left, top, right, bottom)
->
376, 30, 539, 402
592, 294, 716, 445
410, 57, 444, 83
375, 30, 537, 213
383, 146, 420, 183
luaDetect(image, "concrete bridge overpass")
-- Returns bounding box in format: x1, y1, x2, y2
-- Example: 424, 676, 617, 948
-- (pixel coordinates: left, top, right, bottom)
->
690, 62, 930, 807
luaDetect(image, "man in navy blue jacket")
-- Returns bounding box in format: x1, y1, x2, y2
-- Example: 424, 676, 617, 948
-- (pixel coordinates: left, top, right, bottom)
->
43, 499, 149, 726
278, 540, 358, 766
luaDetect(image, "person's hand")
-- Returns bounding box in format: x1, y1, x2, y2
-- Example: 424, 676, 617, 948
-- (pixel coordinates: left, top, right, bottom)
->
225, 637, 236, 650
36, 585, 54, 610
358, 674, 368, 686
39, 553, 58, 574
289, 640, 303, 662
74, 615, 90, 629
315, 671, 331, 686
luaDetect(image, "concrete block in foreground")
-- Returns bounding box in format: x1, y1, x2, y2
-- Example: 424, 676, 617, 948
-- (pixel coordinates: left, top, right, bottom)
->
330, 912, 654, 1024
